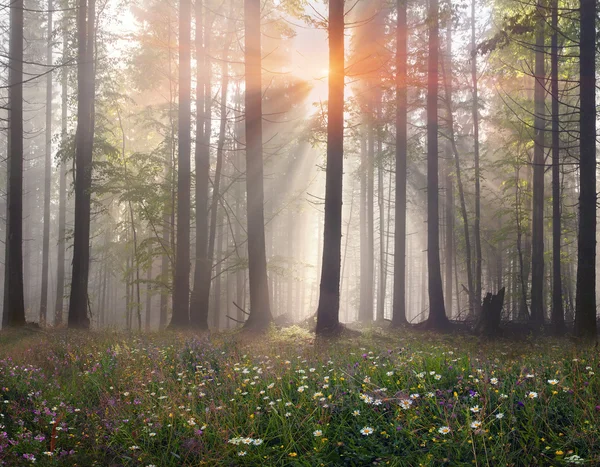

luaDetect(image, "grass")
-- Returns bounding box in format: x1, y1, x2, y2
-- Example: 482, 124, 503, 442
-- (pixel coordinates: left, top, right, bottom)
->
0, 326, 598, 466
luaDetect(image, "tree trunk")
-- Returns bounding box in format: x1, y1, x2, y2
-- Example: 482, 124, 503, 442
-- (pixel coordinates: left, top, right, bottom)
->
471, 0, 482, 317
550, 0, 564, 335
243, 0, 272, 331
574, 0, 596, 338
3, 0, 26, 328
55, 17, 68, 327
315, 0, 344, 335
40, 0, 53, 326
68, 0, 95, 329
170, 0, 192, 327
425, 0, 448, 330
190, 0, 209, 328
530, 3, 545, 328
392, 0, 408, 326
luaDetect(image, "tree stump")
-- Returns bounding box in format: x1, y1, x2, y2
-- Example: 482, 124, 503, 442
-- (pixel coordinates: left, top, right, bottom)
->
475, 287, 505, 337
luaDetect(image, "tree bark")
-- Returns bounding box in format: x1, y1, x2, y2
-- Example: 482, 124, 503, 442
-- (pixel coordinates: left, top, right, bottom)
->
574, 0, 596, 338
170, 0, 192, 327
68, 0, 95, 329
40, 0, 53, 326
315, 0, 344, 335
550, 0, 564, 335
3, 0, 26, 328
392, 0, 408, 326
530, 1, 545, 328
243, 0, 272, 331
425, 0, 448, 330
55, 16, 68, 327
471, 0, 482, 318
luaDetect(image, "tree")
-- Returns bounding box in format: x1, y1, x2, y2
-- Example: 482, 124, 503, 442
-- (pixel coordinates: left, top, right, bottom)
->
170, 0, 192, 328
55, 14, 69, 327
425, 0, 448, 330
315, 0, 344, 335
68, 0, 96, 329
243, 0, 272, 331
190, 0, 209, 329
2, 0, 26, 328
530, 0, 545, 328
550, 0, 564, 335
40, 0, 53, 326
574, 0, 596, 338
392, 0, 408, 326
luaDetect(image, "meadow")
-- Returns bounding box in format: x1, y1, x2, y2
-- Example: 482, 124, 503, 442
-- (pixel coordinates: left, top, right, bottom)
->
0, 327, 598, 466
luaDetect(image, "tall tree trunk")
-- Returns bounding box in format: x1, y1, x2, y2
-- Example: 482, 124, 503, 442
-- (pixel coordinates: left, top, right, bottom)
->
243, 0, 272, 331
3, 0, 26, 328
444, 1, 454, 319
68, 0, 95, 329
550, 0, 564, 335
359, 125, 369, 322
574, 0, 596, 338
170, 0, 192, 327
392, 0, 408, 326
376, 107, 386, 322
530, 2, 545, 328
145, 260, 152, 331
55, 17, 68, 327
190, 0, 209, 328
367, 115, 375, 320
425, 0, 448, 329
40, 0, 53, 326
315, 0, 344, 335
471, 0, 482, 316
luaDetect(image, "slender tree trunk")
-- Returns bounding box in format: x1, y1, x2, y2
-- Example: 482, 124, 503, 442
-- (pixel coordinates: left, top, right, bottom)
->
550, 0, 564, 335
574, 0, 596, 338
40, 0, 53, 326
145, 260, 152, 331
444, 2, 454, 319
68, 0, 95, 329
190, 0, 209, 328
425, 0, 448, 329
55, 17, 68, 327
3, 0, 26, 328
170, 0, 192, 327
315, 0, 344, 335
471, 0, 482, 316
376, 108, 386, 322
392, 0, 408, 326
530, 1, 545, 328
359, 125, 369, 322
243, 0, 272, 331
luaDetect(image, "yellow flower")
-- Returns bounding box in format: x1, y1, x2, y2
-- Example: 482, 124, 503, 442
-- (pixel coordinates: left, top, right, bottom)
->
556, 450, 564, 456
288, 452, 297, 457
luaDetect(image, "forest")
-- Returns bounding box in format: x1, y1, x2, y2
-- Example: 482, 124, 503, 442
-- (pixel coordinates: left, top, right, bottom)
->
0, 0, 599, 465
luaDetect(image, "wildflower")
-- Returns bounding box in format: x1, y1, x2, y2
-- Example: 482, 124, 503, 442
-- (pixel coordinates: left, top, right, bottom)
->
386, 371, 394, 376
527, 391, 538, 399
548, 379, 559, 385
434, 374, 442, 380
470, 405, 480, 413
438, 426, 451, 435
313, 430, 323, 437
285, 412, 292, 417
410, 393, 420, 400
23, 454, 36, 463
252, 439, 263, 446
426, 392, 435, 398
526, 374, 535, 379
564, 454, 584, 465
556, 450, 564, 456
238, 451, 247, 456
352, 410, 360, 416
495, 413, 504, 419
149, 432, 156, 437
129, 446, 140, 451
490, 377, 498, 385
470, 421, 482, 429
399, 399, 412, 410
43, 452, 53, 457
289, 452, 298, 457
360, 426, 374, 436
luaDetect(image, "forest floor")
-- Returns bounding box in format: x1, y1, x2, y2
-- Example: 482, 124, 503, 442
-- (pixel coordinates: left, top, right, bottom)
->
0, 326, 598, 466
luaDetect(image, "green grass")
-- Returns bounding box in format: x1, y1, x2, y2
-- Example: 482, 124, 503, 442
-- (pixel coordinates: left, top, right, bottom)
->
0, 326, 598, 466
